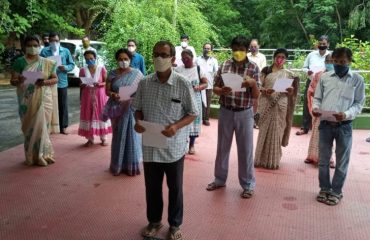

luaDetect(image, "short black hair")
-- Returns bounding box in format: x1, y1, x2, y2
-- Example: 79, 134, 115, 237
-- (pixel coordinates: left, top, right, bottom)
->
49, 32, 60, 39
153, 40, 176, 57
127, 39, 137, 46
273, 48, 289, 58
23, 35, 40, 45
181, 49, 194, 58
180, 34, 189, 40
319, 35, 329, 42
332, 47, 353, 61
203, 43, 213, 50
84, 50, 97, 58
115, 48, 133, 60
230, 36, 250, 49
42, 33, 49, 39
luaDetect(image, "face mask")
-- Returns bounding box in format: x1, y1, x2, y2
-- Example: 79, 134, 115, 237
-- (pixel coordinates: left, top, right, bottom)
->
318, 45, 328, 51
50, 42, 60, 51
250, 47, 258, 53
325, 63, 334, 71
128, 46, 136, 53
44, 42, 49, 47
275, 57, 286, 66
26, 47, 40, 55
182, 58, 192, 67
86, 59, 96, 66
232, 51, 247, 62
119, 60, 130, 69
203, 49, 210, 57
153, 57, 172, 72
181, 41, 188, 48
83, 42, 89, 48
333, 64, 349, 77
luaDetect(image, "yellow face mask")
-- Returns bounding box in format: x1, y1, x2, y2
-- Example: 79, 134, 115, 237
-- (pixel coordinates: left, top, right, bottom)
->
232, 51, 247, 62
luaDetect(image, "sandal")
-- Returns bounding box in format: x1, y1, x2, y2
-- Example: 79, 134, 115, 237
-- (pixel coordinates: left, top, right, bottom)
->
206, 182, 225, 191
141, 222, 163, 237
84, 140, 93, 147
241, 189, 254, 199
296, 129, 308, 136
101, 140, 108, 146
167, 227, 183, 240
330, 162, 335, 169
325, 194, 342, 206
304, 159, 314, 164
316, 191, 329, 203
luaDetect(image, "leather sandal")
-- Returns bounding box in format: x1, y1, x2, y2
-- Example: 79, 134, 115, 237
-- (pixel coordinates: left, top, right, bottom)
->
304, 159, 314, 164
206, 182, 225, 191
141, 222, 163, 237
325, 194, 343, 206
241, 189, 254, 199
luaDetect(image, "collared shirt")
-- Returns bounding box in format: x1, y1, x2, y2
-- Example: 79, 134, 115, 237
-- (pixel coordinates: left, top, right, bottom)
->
75, 46, 97, 68
175, 46, 197, 67
196, 56, 219, 89
302, 50, 330, 72
132, 70, 199, 163
313, 70, 365, 120
130, 52, 146, 75
247, 52, 266, 71
40, 46, 75, 88
214, 58, 260, 109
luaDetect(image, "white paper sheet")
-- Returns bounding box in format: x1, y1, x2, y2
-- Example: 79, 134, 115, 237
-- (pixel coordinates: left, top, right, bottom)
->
221, 73, 245, 92
140, 121, 167, 148
80, 77, 95, 87
47, 56, 62, 66
272, 78, 294, 92
118, 84, 138, 101
22, 71, 43, 85
310, 66, 325, 74
317, 109, 338, 122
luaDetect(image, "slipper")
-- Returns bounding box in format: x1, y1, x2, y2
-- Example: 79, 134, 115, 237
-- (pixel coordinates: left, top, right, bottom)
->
241, 189, 254, 199
325, 194, 343, 206
167, 227, 183, 240
316, 191, 329, 203
141, 222, 163, 237
296, 129, 308, 136
304, 159, 314, 164
330, 162, 335, 169
206, 182, 225, 191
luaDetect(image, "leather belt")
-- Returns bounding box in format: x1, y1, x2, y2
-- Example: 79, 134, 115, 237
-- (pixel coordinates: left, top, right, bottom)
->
321, 120, 352, 126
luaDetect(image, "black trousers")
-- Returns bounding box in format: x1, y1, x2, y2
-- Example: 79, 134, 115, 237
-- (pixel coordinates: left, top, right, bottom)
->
301, 78, 312, 132
202, 89, 213, 121
57, 87, 69, 129
143, 156, 184, 227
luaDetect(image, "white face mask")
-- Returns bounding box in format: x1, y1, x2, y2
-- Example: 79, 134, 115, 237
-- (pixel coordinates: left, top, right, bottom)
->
153, 57, 172, 72
26, 46, 40, 56
128, 46, 136, 53
119, 60, 130, 69
50, 42, 60, 51
181, 41, 188, 48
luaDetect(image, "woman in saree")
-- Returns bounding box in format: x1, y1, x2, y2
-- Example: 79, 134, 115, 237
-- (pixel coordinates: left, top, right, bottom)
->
254, 48, 299, 169
10, 35, 59, 166
78, 50, 112, 146
305, 54, 335, 168
102, 48, 143, 176
174, 49, 208, 154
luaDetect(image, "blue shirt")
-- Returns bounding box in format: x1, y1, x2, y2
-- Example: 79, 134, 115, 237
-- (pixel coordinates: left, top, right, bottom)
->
130, 52, 146, 75
40, 46, 75, 88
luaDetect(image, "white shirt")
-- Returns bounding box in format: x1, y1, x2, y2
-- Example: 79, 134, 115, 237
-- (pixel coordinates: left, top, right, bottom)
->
175, 46, 197, 67
196, 56, 218, 89
302, 50, 330, 72
247, 52, 266, 71
313, 70, 365, 120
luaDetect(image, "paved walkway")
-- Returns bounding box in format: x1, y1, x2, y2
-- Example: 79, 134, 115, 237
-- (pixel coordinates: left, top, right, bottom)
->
1, 121, 370, 240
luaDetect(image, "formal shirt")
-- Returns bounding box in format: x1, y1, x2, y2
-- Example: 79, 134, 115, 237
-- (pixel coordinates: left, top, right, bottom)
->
40, 46, 75, 88
196, 56, 218, 89
132, 71, 198, 163
75, 46, 97, 68
175, 46, 197, 67
313, 70, 365, 120
247, 52, 266, 71
302, 50, 330, 73
214, 58, 260, 109
130, 52, 146, 75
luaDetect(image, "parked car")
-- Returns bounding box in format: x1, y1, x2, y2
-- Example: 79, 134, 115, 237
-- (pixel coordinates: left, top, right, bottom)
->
60, 39, 107, 86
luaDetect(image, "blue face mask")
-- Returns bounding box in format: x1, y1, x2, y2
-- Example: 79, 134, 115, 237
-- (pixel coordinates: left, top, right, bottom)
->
86, 59, 96, 66
333, 64, 349, 77
325, 63, 334, 72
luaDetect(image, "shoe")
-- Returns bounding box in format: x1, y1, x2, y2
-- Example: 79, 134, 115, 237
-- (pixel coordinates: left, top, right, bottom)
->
60, 128, 69, 135
141, 222, 163, 237
203, 120, 210, 126
296, 129, 308, 136
188, 146, 195, 155
167, 226, 183, 240
366, 137, 370, 143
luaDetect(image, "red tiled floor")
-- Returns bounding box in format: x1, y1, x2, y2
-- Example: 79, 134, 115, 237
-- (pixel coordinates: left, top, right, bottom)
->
1, 120, 370, 240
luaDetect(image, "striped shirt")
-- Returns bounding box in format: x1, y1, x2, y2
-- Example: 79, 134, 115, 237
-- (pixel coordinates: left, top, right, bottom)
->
214, 58, 260, 109
132, 70, 198, 163
313, 70, 365, 120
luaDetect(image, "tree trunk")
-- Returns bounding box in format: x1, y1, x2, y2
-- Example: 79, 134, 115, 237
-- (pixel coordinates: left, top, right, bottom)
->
289, 0, 310, 45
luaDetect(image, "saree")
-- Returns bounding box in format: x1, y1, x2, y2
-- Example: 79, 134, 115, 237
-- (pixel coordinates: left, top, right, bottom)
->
105, 69, 143, 176
13, 56, 57, 166
254, 68, 299, 169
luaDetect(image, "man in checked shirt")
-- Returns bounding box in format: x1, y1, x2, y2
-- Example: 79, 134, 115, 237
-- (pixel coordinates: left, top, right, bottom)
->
206, 36, 260, 199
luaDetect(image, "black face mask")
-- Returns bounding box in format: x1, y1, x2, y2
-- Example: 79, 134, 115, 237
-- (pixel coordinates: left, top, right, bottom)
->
44, 42, 50, 47
318, 45, 327, 51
